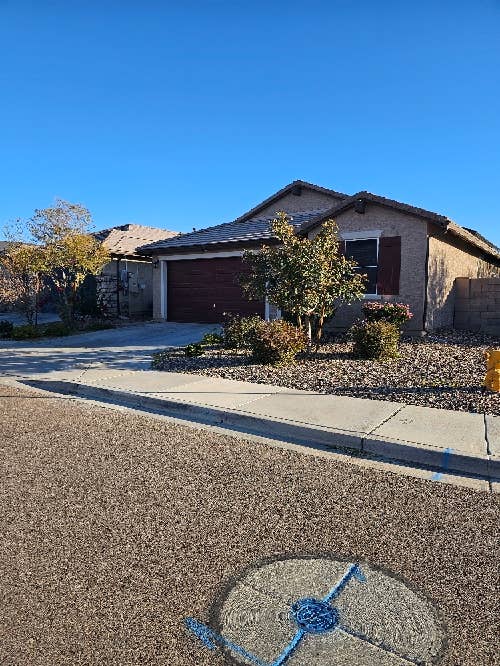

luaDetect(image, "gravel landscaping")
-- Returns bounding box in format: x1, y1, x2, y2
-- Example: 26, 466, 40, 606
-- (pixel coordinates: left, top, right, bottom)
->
152, 329, 500, 415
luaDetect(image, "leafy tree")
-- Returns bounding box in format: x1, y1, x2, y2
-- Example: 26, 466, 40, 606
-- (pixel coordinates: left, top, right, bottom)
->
0, 200, 110, 327
0, 242, 46, 325
27, 200, 110, 325
240, 212, 366, 341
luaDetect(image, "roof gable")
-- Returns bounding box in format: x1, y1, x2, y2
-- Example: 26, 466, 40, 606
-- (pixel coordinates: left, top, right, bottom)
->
139, 180, 347, 255
298, 191, 452, 235
299, 192, 500, 261
232, 180, 347, 224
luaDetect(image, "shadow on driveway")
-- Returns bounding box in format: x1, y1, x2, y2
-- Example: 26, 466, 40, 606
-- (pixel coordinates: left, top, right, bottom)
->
0, 321, 215, 377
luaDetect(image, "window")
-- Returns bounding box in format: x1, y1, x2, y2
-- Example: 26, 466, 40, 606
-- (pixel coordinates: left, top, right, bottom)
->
345, 238, 378, 295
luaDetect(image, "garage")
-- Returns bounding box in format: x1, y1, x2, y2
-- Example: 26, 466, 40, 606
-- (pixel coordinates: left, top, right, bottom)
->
167, 257, 264, 323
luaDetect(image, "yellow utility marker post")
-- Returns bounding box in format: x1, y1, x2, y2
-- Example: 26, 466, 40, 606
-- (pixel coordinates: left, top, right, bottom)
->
484, 348, 500, 392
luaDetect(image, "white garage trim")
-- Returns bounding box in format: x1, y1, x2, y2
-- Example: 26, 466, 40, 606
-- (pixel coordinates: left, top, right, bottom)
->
340, 229, 383, 240
160, 260, 167, 319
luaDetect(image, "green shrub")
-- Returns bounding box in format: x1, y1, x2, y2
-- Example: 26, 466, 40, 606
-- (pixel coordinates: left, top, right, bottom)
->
11, 324, 41, 340
200, 331, 224, 346
0, 320, 14, 338
184, 343, 204, 357
250, 319, 308, 366
42, 321, 72, 337
351, 320, 400, 360
223, 314, 263, 350
362, 302, 413, 328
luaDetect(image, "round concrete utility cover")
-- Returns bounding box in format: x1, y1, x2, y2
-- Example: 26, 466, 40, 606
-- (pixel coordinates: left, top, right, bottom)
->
209, 556, 446, 665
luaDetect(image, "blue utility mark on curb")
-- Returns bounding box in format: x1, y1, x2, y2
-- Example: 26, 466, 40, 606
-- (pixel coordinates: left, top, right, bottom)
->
431, 447, 453, 481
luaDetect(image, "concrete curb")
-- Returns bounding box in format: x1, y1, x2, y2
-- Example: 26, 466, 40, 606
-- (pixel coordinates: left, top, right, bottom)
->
22, 378, 498, 479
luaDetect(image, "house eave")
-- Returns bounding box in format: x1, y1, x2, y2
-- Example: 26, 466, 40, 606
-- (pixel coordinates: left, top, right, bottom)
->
141, 238, 278, 257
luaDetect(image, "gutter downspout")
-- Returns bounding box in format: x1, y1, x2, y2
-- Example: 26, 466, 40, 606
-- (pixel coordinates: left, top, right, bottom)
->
422, 235, 430, 332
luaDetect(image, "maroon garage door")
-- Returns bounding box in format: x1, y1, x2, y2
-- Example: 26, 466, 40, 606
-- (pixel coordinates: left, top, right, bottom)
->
167, 257, 264, 323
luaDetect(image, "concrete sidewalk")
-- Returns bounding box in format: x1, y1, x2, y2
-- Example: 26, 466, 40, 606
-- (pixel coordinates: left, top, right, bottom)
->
17, 366, 500, 480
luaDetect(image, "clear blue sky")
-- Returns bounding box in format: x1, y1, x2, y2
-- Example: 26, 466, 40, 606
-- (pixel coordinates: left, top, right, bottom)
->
1, 0, 499, 246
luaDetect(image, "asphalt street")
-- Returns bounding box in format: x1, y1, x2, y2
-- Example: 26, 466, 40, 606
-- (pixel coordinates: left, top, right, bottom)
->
0, 385, 498, 665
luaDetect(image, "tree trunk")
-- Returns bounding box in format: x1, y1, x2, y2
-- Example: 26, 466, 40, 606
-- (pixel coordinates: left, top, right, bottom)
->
304, 315, 312, 342
316, 306, 325, 342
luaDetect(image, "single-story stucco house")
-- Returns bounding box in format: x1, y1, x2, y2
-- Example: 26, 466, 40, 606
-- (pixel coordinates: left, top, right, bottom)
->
138, 181, 500, 333
93, 224, 178, 318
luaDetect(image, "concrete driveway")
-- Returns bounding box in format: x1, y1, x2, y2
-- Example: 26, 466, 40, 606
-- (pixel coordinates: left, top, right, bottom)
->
0, 321, 215, 378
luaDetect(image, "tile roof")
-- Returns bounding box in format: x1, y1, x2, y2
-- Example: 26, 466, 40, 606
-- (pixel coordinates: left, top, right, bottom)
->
139, 209, 331, 254
94, 224, 178, 257
137, 181, 499, 263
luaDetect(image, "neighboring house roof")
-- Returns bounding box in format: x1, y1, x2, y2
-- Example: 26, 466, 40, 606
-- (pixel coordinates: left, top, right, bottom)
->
94, 224, 178, 258
138, 181, 500, 262
0, 241, 11, 254
140, 209, 332, 254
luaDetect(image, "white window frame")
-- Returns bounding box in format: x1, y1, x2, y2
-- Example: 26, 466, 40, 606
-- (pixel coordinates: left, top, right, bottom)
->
341, 231, 381, 299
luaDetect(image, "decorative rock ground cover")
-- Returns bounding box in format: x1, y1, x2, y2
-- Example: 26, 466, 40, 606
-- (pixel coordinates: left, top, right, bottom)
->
152, 329, 500, 416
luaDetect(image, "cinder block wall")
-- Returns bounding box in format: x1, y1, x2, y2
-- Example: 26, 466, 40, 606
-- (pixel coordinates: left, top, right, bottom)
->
454, 278, 500, 335
426, 231, 499, 330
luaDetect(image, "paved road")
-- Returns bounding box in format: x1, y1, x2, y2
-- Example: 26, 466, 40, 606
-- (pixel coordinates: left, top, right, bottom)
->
0, 385, 498, 665
0, 321, 214, 376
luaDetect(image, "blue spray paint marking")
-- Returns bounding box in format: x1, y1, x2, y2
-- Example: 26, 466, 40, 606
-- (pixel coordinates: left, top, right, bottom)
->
185, 561, 425, 665
431, 447, 453, 481
185, 618, 269, 666
270, 628, 305, 666
323, 562, 365, 603
338, 624, 425, 665
185, 563, 363, 666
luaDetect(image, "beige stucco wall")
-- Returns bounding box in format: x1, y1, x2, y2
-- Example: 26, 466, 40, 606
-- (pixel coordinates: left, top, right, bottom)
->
426, 231, 500, 330
257, 190, 341, 217
308, 203, 429, 334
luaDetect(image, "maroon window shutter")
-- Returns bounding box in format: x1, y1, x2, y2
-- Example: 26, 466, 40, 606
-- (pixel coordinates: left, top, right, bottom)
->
338, 240, 346, 256
377, 236, 401, 295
